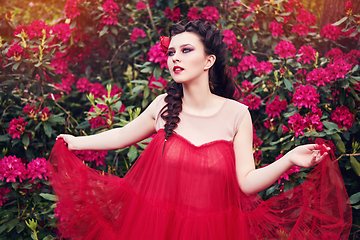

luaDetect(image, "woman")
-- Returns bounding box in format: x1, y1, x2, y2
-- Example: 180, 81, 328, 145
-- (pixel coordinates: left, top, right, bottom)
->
49, 21, 351, 239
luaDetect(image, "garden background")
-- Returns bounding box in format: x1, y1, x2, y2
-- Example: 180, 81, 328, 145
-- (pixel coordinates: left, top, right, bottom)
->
1, 0, 360, 239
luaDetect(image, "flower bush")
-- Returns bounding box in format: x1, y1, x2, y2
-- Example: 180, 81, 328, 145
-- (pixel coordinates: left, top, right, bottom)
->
0, 0, 360, 238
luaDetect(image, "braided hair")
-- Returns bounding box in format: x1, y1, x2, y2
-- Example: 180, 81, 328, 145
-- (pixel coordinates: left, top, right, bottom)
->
161, 20, 240, 141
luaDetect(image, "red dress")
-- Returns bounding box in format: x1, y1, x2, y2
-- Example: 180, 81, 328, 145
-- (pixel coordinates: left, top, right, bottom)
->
49, 97, 352, 239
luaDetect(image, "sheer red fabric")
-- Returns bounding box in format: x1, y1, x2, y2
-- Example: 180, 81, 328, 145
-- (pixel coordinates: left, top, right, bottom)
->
48, 130, 352, 240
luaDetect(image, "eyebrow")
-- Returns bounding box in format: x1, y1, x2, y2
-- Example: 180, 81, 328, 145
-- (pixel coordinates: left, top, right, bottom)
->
167, 44, 193, 50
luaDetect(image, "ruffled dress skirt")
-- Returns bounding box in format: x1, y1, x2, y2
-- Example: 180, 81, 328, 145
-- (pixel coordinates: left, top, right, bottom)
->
48, 129, 352, 239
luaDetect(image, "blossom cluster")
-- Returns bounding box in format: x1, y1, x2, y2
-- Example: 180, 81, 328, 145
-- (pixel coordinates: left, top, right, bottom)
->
148, 42, 168, 69
186, 6, 221, 24
285, 107, 324, 137
222, 29, 244, 59
101, 0, 119, 25
73, 150, 108, 166
0, 156, 48, 183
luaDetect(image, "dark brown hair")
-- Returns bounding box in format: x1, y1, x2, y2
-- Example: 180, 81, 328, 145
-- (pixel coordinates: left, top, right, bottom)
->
161, 20, 240, 141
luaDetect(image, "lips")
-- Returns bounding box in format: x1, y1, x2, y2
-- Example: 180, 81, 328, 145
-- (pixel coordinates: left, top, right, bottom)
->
173, 66, 184, 74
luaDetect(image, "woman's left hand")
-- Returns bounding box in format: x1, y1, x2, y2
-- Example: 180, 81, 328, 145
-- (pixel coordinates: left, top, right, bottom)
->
289, 144, 331, 168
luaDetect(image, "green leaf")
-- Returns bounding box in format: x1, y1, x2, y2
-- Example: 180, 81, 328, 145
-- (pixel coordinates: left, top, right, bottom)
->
43, 123, 52, 137
153, 66, 162, 80
16, 223, 25, 234
43, 236, 56, 240
75, 121, 91, 129
70, 19, 77, 29
12, 61, 21, 71
106, 34, 116, 49
350, 156, 360, 177
141, 66, 153, 73
22, 134, 29, 147
265, 184, 277, 195
0, 134, 10, 141
283, 78, 293, 91
100, 25, 109, 37
128, 145, 138, 162
39, 193, 56, 201
350, 191, 360, 204
332, 16, 348, 26
323, 121, 339, 131
252, 33, 258, 43
6, 218, 20, 233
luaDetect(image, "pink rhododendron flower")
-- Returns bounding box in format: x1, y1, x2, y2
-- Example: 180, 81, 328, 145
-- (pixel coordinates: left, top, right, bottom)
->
282, 125, 289, 134
291, 24, 308, 36
274, 40, 296, 59
345, 1, 354, 15
24, 20, 50, 40
55, 73, 76, 94
101, 0, 119, 25
306, 68, 330, 87
23, 104, 39, 119
255, 61, 274, 76
237, 55, 258, 72
249, 0, 261, 13
275, 154, 301, 184
241, 94, 262, 110
326, 58, 352, 81
51, 52, 69, 75
148, 76, 168, 90
65, 0, 81, 19
296, 9, 316, 25
27, 157, 49, 181
0, 188, 11, 206
136, 1, 146, 10
346, 49, 360, 66
90, 83, 106, 99
288, 113, 306, 137
297, 45, 316, 64
7, 41, 24, 61
232, 43, 244, 59
241, 80, 254, 93
8, 117, 27, 139
253, 130, 263, 166
325, 48, 343, 61
331, 106, 354, 130
264, 119, 277, 131
50, 23, 73, 43
200, 6, 220, 24
223, 29, 237, 49
321, 24, 342, 41
295, 69, 307, 82
164, 7, 181, 22
76, 77, 92, 93
73, 150, 108, 166
269, 21, 284, 37
110, 84, 123, 97
0, 156, 27, 182
88, 116, 107, 129
40, 107, 51, 121
265, 95, 287, 118
148, 42, 168, 69
306, 112, 323, 132
293, 85, 320, 109
187, 7, 200, 21
130, 28, 147, 42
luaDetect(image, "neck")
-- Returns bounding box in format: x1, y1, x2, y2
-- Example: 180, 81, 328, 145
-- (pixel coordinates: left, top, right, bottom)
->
182, 77, 213, 110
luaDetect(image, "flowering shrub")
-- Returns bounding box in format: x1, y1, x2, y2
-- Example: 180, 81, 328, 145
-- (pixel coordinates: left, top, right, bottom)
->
1, 0, 360, 238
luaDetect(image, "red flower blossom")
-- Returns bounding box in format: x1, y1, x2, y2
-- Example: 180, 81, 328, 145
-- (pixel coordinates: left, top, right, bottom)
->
55, 73, 76, 94
237, 55, 258, 72
148, 76, 168, 91
331, 106, 354, 130
73, 150, 108, 166
65, 0, 81, 19
326, 58, 352, 81
249, 0, 261, 13
101, 0, 119, 25
306, 68, 330, 87
255, 61, 274, 76
164, 7, 181, 22
0, 156, 27, 183
27, 157, 49, 181
131, 28, 147, 42
40, 107, 51, 121
26, 20, 50, 40
88, 104, 110, 129
7, 41, 24, 61
76, 77, 92, 93
50, 23, 73, 43
88, 116, 107, 129
241, 80, 254, 93
346, 49, 360, 66
90, 82, 106, 99
291, 24, 308, 36
292, 85, 320, 109
265, 95, 287, 118
325, 48, 343, 61
223, 29, 237, 50
159, 36, 170, 53
296, 9, 316, 25
321, 24, 342, 41
282, 125, 289, 134
264, 119, 277, 131
297, 45, 316, 64
0, 188, 11, 207
148, 42, 168, 69
23, 104, 39, 119
136, 1, 146, 10
274, 40, 296, 59
345, 1, 354, 15
269, 21, 284, 37
51, 52, 69, 75
200, 6, 220, 24
288, 113, 306, 137
8, 117, 27, 139
253, 130, 263, 166
110, 84, 123, 97
232, 43, 244, 59
306, 111, 323, 132
188, 7, 199, 21
241, 94, 262, 110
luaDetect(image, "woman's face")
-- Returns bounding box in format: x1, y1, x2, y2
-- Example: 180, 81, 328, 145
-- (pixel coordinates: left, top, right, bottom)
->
167, 32, 213, 84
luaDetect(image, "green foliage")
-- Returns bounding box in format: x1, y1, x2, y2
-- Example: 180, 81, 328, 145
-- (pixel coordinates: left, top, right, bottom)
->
0, 0, 359, 238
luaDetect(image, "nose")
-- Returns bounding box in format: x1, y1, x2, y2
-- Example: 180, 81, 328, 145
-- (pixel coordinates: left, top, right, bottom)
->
171, 52, 180, 63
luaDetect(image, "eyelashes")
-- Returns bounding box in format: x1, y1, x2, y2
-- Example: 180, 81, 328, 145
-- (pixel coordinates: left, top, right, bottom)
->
167, 48, 193, 56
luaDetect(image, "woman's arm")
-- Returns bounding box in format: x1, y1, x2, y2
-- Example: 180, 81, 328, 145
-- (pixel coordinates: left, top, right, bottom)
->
57, 94, 164, 151
234, 110, 328, 196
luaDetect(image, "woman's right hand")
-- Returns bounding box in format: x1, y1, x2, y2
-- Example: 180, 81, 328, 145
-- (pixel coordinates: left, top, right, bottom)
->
56, 134, 77, 151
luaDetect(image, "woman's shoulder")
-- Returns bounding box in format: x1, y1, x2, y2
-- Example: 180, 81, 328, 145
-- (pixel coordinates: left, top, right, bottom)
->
223, 98, 249, 112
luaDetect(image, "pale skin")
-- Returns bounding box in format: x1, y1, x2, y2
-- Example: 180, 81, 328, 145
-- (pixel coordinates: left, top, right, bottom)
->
58, 32, 329, 196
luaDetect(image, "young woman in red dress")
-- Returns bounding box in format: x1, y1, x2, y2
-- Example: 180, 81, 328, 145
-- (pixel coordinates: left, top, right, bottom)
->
49, 20, 352, 239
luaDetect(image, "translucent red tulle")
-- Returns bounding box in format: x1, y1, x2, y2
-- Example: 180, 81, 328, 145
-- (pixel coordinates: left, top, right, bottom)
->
48, 130, 352, 239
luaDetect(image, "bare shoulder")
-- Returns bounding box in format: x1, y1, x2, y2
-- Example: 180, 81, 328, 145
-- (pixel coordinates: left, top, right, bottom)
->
146, 93, 168, 119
